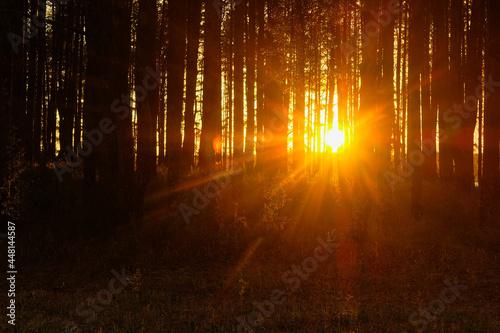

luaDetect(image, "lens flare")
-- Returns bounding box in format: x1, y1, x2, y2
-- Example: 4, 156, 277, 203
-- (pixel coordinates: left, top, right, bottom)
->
213, 135, 222, 154
325, 128, 345, 153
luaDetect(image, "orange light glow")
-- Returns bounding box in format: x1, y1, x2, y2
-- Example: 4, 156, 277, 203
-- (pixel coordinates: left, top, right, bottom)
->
213, 135, 222, 154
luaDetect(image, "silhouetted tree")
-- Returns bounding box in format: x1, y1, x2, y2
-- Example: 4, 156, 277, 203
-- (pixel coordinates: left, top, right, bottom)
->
165, 0, 187, 184
199, 0, 222, 173
233, 0, 245, 167
246, 0, 256, 172
183, 0, 203, 171
480, 0, 500, 225
408, 0, 423, 219
292, 0, 306, 170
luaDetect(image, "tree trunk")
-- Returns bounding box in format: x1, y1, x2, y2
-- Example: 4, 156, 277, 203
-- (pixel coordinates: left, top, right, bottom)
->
292, 0, 306, 170
449, 0, 464, 183
165, 0, 186, 183
434, 0, 453, 181
157, 0, 168, 166
233, 0, 245, 170
379, 0, 395, 189
84, 0, 131, 193
459, 0, 484, 190
183, 0, 202, 171
480, 0, 500, 225
408, 0, 423, 219
421, 0, 436, 180
266, 0, 287, 173
255, 0, 266, 171
0, 0, 26, 163
246, 0, 256, 173
199, 0, 222, 173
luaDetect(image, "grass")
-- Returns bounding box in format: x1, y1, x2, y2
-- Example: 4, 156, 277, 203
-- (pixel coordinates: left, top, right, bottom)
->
2, 171, 500, 332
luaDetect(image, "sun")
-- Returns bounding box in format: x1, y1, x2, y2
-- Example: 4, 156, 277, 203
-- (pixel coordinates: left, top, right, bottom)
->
325, 128, 345, 153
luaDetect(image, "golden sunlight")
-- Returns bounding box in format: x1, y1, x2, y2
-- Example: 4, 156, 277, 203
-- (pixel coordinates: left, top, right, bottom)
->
325, 128, 345, 153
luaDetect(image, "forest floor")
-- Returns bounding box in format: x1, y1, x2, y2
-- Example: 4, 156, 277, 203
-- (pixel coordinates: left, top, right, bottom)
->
4, 171, 500, 333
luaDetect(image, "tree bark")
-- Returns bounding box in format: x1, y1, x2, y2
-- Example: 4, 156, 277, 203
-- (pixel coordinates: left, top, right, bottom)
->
408, 0, 423, 219
183, 0, 203, 171
480, 0, 500, 225
233, 0, 245, 169
199, 0, 222, 173
165, 0, 186, 183
434, 0, 453, 181
246, 0, 256, 172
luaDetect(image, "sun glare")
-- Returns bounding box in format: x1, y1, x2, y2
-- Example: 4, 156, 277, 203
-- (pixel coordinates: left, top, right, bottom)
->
325, 128, 345, 153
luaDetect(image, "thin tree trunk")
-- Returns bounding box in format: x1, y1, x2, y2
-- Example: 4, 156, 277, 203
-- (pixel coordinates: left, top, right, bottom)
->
434, 0, 452, 181
459, 0, 484, 190
380, 0, 395, 189
183, 0, 203, 170
450, 0, 464, 185
165, 0, 186, 183
255, 0, 266, 171
394, 5, 402, 171
480, 0, 500, 225
266, 0, 287, 172
199, 0, 222, 173
33, 0, 46, 163
246, 0, 256, 173
408, 0, 423, 219
157, 0, 168, 166
233, 0, 245, 167
421, 0, 436, 180
26, 0, 37, 161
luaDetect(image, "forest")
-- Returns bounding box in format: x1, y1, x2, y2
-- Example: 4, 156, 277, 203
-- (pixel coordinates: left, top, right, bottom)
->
0, 0, 499, 332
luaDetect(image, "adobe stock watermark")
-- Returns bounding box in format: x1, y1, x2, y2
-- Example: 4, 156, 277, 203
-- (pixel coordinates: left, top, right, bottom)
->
341, 0, 401, 58
178, 171, 231, 224
236, 236, 340, 332
8, 0, 72, 54
400, 278, 467, 333
64, 267, 134, 333
212, 0, 244, 22
52, 65, 164, 182
385, 74, 500, 191
178, 144, 254, 225
179, 106, 288, 225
